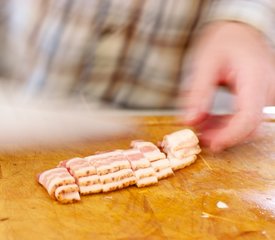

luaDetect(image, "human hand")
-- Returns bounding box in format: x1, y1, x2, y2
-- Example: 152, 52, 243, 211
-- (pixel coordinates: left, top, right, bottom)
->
181, 21, 275, 152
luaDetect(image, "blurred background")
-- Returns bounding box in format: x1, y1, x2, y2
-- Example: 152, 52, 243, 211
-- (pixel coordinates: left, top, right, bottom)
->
0, 0, 238, 114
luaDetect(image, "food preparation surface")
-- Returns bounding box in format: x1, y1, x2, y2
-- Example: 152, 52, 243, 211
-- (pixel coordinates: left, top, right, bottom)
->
1, 116, 275, 240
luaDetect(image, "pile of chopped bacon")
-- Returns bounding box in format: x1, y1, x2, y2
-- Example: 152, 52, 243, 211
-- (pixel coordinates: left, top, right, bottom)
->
37, 129, 200, 204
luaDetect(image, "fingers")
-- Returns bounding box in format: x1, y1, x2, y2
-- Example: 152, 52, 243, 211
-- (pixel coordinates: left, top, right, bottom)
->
195, 114, 230, 147
197, 114, 262, 150
181, 57, 219, 125
208, 68, 266, 152
209, 112, 262, 152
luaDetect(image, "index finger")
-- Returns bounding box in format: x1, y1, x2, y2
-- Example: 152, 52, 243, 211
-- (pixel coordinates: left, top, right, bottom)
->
209, 69, 266, 151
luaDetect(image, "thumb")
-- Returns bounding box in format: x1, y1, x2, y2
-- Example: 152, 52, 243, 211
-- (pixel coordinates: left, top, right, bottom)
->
181, 58, 218, 125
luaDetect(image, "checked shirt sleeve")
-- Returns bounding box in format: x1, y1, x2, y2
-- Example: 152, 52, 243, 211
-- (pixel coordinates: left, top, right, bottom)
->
200, 0, 275, 46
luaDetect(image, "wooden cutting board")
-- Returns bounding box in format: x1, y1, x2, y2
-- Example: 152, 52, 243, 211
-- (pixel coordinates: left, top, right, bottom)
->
1, 116, 275, 240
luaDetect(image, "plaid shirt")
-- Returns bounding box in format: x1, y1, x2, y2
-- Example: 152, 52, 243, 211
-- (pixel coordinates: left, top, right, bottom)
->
0, 0, 274, 109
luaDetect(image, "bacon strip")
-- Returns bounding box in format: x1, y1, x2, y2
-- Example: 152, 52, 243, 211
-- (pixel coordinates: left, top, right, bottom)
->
86, 150, 136, 192
55, 184, 80, 204
124, 148, 158, 187
87, 150, 130, 175
38, 167, 80, 203
168, 155, 197, 171
155, 168, 174, 180
131, 141, 166, 162
123, 149, 151, 170
162, 129, 199, 152
59, 157, 102, 195
162, 129, 200, 171
132, 141, 174, 180
63, 157, 97, 178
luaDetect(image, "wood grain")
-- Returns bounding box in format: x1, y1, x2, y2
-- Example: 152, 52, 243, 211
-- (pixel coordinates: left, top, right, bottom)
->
1, 116, 275, 240
0, 163, 2, 179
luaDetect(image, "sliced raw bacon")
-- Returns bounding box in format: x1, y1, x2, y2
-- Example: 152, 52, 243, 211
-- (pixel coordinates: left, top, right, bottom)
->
132, 140, 174, 180
102, 176, 136, 192
87, 150, 130, 175
136, 176, 158, 188
150, 159, 171, 172
87, 150, 135, 192
77, 174, 102, 195
37, 129, 201, 204
167, 145, 201, 159
124, 148, 158, 187
55, 184, 80, 204
61, 157, 96, 178
134, 168, 156, 180
162, 129, 200, 171
38, 168, 65, 187
99, 169, 134, 184
38, 167, 80, 203
79, 184, 102, 195
61, 157, 102, 195
162, 129, 199, 152
131, 141, 166, 162
168, 155, 197, 171
123, 149, 151, 170
155, 168, 174, 180
151, 159, 174, 179
77, 175, 100, 186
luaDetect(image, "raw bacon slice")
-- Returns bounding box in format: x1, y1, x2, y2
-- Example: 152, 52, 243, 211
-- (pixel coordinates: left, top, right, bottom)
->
38, 167, 80, 202
150, 159, 171, 172
79, 184, 102, 195
155, 168, 174, 180
38, 167, 76, 197
136, 176, 158, 188
60, 157, 96, 178
55, 184, 80, 204
119, 176, 136, 189
77, 175, 100, 186
111, 156, 131, 170
87, 150, 130, 175
162, 129, 199, 152
77, 175, 102, 195
134, 167, 156, 180
167, 145, 201, 159
168, 155, 197, 171
131, 141, 174, 180
131, 141, 166, 162
99, 169, 134, 184
124, 148, 158, 188
150, 159, 174, 179
123, 149, 151, 170
38, 168, 67, 188
101, 176, 137, 192
60, 157, 102, 195
86, 151, 135, 193
77, 175, 102, 194
162, 129, 200, 171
